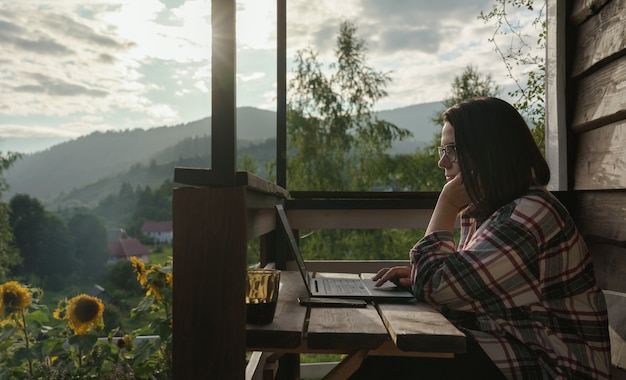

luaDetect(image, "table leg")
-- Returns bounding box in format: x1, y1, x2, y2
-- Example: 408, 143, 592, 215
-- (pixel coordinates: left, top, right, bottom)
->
322, 350, 368, 380
275, 353, 300, 380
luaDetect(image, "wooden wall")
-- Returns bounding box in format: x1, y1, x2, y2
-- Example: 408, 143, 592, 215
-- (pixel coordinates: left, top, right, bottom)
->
569, 0, 626, 372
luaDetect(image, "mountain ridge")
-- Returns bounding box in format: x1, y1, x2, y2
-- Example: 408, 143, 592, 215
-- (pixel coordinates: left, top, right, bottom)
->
4, 102, 443, 207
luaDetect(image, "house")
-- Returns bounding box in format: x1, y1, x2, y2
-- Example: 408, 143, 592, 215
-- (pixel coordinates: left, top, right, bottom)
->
141, 221, 173, 244
108, 237, 150, 264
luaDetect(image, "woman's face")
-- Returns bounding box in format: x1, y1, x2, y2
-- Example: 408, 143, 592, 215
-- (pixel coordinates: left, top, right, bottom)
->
438, 121, 460, 182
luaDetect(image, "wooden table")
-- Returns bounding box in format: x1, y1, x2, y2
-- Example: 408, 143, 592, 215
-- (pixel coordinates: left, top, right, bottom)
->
246, 271, 466, 379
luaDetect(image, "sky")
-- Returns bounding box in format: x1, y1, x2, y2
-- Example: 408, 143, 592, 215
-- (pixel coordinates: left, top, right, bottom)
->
0, 0, 544, 154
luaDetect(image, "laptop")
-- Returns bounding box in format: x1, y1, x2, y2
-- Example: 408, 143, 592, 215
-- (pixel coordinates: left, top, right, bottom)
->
275, 204, 415, 302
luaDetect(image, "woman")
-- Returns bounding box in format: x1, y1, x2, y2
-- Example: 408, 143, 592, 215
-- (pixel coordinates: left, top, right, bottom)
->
352, 97, 611, 379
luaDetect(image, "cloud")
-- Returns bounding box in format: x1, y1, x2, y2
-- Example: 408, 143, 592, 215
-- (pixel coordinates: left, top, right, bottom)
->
14, 73, 109, 97
0, 0, 544, 154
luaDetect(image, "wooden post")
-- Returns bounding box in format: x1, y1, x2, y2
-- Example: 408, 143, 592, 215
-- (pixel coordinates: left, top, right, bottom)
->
211, 0, 237, 185
173, 186, 247, 379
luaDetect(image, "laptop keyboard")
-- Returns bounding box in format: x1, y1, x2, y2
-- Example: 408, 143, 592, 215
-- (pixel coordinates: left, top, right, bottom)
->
316, 278, 370, 296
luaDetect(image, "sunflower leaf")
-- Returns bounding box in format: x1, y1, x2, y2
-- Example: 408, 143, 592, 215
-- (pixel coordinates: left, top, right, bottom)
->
68, 333, 98, 352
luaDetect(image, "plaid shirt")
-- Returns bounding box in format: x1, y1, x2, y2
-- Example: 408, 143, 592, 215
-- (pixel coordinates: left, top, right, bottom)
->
410, 189, 611, 379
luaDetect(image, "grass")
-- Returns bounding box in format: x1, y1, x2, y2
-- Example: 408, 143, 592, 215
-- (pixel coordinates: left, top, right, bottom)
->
147, 246, 173, 265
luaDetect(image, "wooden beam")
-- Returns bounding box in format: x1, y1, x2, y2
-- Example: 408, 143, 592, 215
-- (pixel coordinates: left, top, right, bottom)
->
546, 0, 568, 191
211, 0, 237, 185
276, 0, 287, 188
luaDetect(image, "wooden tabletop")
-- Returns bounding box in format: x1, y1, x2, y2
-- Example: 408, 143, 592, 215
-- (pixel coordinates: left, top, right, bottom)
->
246, 271, 466, 357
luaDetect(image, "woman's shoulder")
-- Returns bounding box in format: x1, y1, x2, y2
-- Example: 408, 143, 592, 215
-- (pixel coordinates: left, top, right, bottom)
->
509, 188, 572, 230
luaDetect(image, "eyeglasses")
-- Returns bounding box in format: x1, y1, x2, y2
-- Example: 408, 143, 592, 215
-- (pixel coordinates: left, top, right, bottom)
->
437, 144, 457, 163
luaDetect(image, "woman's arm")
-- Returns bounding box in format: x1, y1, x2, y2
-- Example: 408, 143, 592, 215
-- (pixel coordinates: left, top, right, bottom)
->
426, 174, 470, 235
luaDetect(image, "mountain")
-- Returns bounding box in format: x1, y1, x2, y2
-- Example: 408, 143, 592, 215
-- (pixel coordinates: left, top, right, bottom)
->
4, 102, 443, 208
377, 102, 442, 153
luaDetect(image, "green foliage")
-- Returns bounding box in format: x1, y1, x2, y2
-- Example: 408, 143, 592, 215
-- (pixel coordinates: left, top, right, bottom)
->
93, 179, 173, 236
287, 21, 411, 191
430, 65, 501, 126
299, 229, 422, 261
0, 259, 172, 379
9, 195, 80, 290
68, 213, 110, 283
479, 0, 546, 154
99, 260, 144, 300
284, 21, 420, 260
0, 151, 22, 281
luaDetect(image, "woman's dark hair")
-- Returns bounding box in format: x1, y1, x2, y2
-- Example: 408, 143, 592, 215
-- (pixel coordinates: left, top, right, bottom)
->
442, 97, 550, 221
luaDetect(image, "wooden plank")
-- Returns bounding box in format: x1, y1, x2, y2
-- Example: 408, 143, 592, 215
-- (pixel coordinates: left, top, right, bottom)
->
173, 186, 248, 380
571, 0, 611, 26
574, 120, 626, 190
247, 208, 277, 240
575, 191, 626, 293
237, 172, 289, 197
305, 272, 388, 350
571, 55, 626, 133
589, 242, 626, 293
286, 209, 433, 230
576, 191, 626, 242
572, 0, 626, 77
376, 302, 466, 354
247, 271, 307, 350
245, 351, 275, 380
604, 290, 626, 369
306, 306, 389, 350
174, 167, 226, 186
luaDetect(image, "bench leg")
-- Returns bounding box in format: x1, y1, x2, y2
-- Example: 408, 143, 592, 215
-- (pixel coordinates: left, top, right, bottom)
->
322, 350, 368, 380
275, 353, 300, 380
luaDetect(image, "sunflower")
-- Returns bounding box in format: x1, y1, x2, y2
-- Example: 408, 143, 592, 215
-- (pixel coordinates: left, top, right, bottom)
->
130, 256, 147, 286
54, 294, 104, 335
146, 264, 166, 301
116, 334, 134, 351
0, 281, 32, 317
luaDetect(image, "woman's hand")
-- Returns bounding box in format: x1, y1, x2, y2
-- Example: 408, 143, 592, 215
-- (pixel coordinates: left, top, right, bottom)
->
426, 174, 470, 235
441, 173, 470, 210
371, 266, 412, 289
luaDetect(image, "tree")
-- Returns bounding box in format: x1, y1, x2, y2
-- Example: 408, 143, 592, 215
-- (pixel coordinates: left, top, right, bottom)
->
430, 65, 500, 126
0, 150, 22, 280
68, 213, 109, 283
287, 21, 411, 191
479, 0, 546, 154
95, 182, 137, 226
38, 212, 81, 290
284, 21, 417, 261
392, 65, 500, 192
9, 194, 80, 289
238, 153, 258, 174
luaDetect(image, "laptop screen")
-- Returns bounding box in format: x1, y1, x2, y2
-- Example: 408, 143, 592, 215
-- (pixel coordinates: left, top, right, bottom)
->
275, 204, 312, 294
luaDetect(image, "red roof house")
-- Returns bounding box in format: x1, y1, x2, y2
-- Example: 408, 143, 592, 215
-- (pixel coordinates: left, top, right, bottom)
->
108, 238, 151, 263
141, 221, 173, 244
